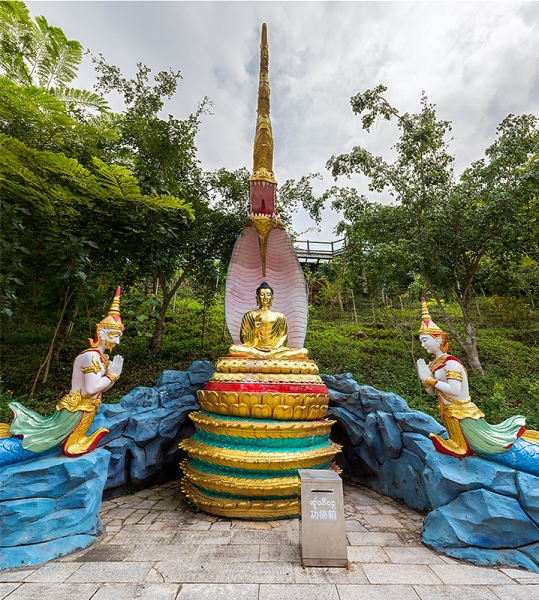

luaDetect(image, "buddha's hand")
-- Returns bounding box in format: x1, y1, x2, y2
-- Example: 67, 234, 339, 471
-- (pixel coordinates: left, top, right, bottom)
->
107, 355, 124, 380
416, 359, 431, 382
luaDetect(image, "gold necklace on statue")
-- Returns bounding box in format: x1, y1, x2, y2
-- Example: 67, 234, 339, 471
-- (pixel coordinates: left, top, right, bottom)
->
428, 353, 448, 373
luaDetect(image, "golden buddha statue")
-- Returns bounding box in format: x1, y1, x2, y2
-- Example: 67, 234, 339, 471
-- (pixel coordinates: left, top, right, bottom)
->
228, 282, 308, 359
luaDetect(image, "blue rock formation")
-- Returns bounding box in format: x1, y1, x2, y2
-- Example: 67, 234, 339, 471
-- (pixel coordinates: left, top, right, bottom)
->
323, 372, 539, 572
0, 449, 109, 570
90, 360, 212, 495
422, 488, 539, 549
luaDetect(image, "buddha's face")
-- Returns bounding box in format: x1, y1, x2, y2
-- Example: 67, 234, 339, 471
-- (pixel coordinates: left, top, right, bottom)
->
419, 334, 441, 355
257, 288, 273, 308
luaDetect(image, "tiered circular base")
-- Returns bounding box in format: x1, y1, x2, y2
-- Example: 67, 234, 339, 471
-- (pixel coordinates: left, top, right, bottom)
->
180, 357, 341, 519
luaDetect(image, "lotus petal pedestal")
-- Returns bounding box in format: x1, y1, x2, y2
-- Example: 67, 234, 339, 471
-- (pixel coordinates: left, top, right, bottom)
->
180, 357, 341, 519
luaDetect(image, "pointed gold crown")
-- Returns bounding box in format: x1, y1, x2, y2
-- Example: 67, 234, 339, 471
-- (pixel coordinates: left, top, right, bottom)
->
249, 23, 277, 185
418, 297, 445, 336
89, 287, 124, 347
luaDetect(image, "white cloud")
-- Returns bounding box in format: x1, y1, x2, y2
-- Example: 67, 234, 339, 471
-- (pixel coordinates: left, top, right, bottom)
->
27, 1, 539, 239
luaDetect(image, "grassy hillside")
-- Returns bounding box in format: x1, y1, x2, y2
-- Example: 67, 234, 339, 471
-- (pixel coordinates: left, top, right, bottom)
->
1, 292, 538, 430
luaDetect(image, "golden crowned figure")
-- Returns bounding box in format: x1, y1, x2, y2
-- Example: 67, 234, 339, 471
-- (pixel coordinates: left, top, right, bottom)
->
416, 298, 539, 475
0, 288, 124, 467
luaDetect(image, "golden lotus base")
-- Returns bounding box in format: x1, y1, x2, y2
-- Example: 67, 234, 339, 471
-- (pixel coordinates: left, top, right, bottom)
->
180, 354, 338, 520
181, 459, 301, 497
215, 357, 319, 375
190, 412, 335, 439
180, 437, 341, 471
197, 390, 329, 421
181, 479, 300, 520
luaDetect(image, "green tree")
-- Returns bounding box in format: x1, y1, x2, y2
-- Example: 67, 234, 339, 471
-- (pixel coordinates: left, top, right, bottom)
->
323, 86, 539, 373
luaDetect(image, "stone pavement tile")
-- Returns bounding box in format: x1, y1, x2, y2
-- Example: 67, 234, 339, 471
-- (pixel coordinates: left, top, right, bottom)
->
187, 521, 212, 531
109, 530, 176, 545
108, 519, 124, 527
362, 514, 406, 529
66, 562, 153, 583
106, 526, 122, 533
489, 586, 539, 600
138, 512, 157, 524
126, 544, 198, 562
378, 503, 400, 514
220, 562, 295, 584
347, 532, 405, 546
76, 544, 131, 562
171, 531, 232, 545
430, 565, 515, 585
148, 522, 167, 531
231, 520, 273, 530
177, 583, 259, 599
0, 568, 35, 582
259, 583, 339, 600
231, 530, 291, 545
145, 568, 165, 583
210, 521, 231, 531
347, 545, 390, 563
91, 583, 179, 599
106, 507, 136, 519
345, 519, 368, 532
24, 562, 82, 582
153, 511, 187, 523
259, 544, 301, 562
4, 583, 99, 600
363, 564, 443, 585
156, 561, 224, 583
153, 500, 181, 510
193, 544, 260, 562
413, 585, 499, 599
353, 505, 381, 514
288, 531, 301, 545
500, 569, 539, 583
124, 510, 150, 525
269, 518, 299, 531
344, 489, 380, 505
0, 583, 19, 599
121, 523, 152, 532
337, 584, 420, 600
385, 546, 446, 565
293, 564, 368, 584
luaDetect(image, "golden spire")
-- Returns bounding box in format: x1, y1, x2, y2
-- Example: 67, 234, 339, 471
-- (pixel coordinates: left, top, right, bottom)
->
250, 23, 277, 184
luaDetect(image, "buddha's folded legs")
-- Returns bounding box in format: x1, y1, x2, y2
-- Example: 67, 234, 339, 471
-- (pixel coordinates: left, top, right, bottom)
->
228, 344, 309, 358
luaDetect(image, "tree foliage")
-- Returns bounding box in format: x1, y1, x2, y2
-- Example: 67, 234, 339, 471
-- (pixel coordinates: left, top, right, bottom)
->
323, 86, 539, 373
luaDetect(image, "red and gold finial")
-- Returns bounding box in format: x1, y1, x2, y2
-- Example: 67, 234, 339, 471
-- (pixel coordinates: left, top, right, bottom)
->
250, 23, 277, 185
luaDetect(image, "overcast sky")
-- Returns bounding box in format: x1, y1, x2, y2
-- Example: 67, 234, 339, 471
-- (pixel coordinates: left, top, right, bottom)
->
27, 1, 539, 239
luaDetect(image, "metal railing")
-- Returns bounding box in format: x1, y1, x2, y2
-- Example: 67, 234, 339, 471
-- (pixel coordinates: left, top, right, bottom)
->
294, 239, 346, 260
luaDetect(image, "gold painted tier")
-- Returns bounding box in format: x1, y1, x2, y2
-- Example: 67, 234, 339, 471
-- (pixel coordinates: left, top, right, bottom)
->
215, 357, 319, 375
179, 438, 341, 471
181, 459, 300, 497
181, 479, 300, 519
190, 412, 335, 439
197, 390, 328, 421
210, 372, 322, 383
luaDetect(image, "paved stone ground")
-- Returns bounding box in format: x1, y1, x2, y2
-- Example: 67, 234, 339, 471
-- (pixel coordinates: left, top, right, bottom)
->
1, 480, 538, 599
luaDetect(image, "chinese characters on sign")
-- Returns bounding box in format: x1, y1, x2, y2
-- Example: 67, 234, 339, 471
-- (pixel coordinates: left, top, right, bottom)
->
309, 496, 337, 521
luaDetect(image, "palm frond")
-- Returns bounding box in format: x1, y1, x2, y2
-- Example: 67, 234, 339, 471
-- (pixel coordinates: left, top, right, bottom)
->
91, 157, 142, 200
49, 86, 110, 112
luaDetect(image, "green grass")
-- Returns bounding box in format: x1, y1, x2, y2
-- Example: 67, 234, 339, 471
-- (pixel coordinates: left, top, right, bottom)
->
1, 292, 538, 431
